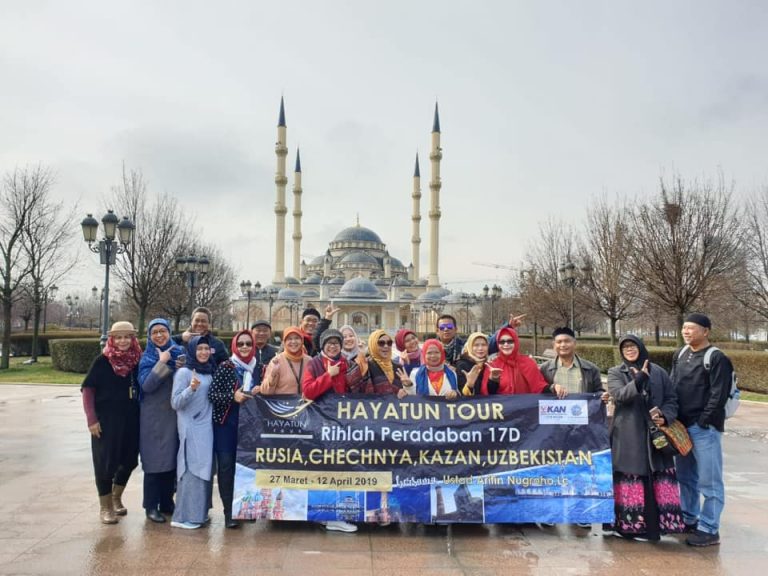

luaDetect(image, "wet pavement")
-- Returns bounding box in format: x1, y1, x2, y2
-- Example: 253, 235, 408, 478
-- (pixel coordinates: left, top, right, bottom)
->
0, 384, 766, 576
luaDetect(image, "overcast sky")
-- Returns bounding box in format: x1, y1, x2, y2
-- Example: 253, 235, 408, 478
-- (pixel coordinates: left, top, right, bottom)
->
2, 0, 767, 299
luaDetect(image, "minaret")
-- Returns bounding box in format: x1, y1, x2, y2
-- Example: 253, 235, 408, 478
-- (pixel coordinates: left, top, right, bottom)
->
428, 103, 442, 289
292, 149, 303, 279
411, 152, 422, 282
273, 97, 288, 284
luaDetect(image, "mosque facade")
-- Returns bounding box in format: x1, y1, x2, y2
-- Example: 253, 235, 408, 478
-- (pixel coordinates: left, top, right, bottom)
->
233, 99, 462, 336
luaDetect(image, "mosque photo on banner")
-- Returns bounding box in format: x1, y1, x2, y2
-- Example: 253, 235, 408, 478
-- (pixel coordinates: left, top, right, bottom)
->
232, 464, 307, 521
430, 483, 485, 523
307, 491, 366, 523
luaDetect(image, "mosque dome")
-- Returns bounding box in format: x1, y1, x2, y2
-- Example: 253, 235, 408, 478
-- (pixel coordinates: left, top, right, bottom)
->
303, 274, 322, 285
392, 276, 411, 286
337, 276, 386, 299
309, 255, 325, 266
328, 276, 346, 285
284, 276, 301, 285
302, 289, 320, 298
277, 288, 301, 300
374, 277, 390, 286
339, 251, 379, 266
333, 226, 383, 244
417, 289, 449, 302
400, 292, 416, 300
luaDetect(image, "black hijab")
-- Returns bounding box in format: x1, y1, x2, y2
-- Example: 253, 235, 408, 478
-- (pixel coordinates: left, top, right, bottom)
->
619, 334, 650, 372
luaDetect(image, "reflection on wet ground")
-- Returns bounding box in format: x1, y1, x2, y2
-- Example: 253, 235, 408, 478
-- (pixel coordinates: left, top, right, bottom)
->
1, 385, 766, 575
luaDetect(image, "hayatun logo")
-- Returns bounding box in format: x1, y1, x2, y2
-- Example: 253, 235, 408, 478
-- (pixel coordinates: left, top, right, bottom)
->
262, 396, 312, 420
570, 404, 583, 417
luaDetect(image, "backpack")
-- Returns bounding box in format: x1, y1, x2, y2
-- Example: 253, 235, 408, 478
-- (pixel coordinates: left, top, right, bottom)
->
676, 345, 740, 419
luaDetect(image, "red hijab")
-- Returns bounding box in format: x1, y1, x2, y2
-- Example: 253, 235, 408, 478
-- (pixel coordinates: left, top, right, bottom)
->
230, 329, 256, 363
487, 327, 548, 394
103, 335, 142, 377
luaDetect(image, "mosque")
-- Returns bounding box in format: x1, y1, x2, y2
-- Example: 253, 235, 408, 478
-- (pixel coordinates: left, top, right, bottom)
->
233, 98, 469, 336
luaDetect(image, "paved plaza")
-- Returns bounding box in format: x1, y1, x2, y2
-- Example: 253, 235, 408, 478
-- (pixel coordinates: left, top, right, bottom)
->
0, 384, 766, 576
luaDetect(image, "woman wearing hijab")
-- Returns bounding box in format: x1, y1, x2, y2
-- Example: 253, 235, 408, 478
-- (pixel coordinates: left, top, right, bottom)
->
170, 335, 216, 530
81, 321, 142, 524
607, 335, 685, 541
364, 329, 407, 398
402, 339, 459, 399
456, 332, 493, 397
395, 329, 421, 375
208, 329, 257, 529
138, 318, 184, 523
261, 326, 311, 395
487, 327, 548, 395
339, 324, 368, 392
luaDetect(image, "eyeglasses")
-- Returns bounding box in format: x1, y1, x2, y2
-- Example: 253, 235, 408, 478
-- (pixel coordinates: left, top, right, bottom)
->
378, 339, 393, 347
324, 341, 341, 347
236, 341, 253, 348
150, 330, 167, 337
498, 339, 515, 346
437, 323, 455, 331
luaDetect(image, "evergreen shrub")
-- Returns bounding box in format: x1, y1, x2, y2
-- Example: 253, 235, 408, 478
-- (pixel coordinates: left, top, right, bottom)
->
50, 339, 102, 373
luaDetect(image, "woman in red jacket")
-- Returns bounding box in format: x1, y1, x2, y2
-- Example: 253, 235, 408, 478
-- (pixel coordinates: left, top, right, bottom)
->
486, 327, 548, 394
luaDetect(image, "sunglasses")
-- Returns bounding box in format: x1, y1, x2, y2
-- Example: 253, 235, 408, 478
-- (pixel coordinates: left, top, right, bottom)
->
437, 323, 455, 331
378, 339, 393, 346
236, 341, 253, 348
498, 339, 515, 346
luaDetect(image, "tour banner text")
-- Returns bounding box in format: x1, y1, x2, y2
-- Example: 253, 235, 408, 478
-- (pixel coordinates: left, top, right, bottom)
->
233, 393, 613, 524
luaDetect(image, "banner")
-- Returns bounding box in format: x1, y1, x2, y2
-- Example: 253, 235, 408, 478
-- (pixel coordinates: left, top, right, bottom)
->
233, 393, 614, 524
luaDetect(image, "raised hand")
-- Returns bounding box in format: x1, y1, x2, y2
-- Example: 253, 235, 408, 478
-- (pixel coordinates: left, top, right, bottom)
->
396, 367, 411, 386
190, 370, 200, 391
327, 362, 340, 377
324, 304, 341, 320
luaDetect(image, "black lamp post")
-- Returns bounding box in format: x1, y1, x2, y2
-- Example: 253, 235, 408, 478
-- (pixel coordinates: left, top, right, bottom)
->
253, 281, 280, 326
458, 293, 478, 334
175, 254, 209, 320
483, 284, 502, 332
81, 210, 135, 347
558, 261, 592, 331
42, 284, 58, 333
65, 294, 80, 329
240, 280, 255, 328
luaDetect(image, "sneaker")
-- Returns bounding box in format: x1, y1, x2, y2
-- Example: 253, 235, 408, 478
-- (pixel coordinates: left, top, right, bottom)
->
601, 523, 615, 535
686, 529, 720, 547
324, 520, 358, 533
537, 522, 555, 528
683, 522, 698, 534
576, 523, 592, 529
171, 521, 202, 530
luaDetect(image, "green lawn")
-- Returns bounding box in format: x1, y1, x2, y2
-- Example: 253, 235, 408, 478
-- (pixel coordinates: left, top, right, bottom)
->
0, 357, 83, 385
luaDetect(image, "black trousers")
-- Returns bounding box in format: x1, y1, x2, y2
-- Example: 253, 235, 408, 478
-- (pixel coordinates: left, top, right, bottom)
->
91, 436, 137, 496
143, 470, 176, 513
215, 451, 236, 518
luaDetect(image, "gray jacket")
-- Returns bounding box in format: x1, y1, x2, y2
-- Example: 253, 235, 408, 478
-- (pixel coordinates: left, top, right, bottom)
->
171, 367, 213, 482
139, 362, 178, 473
539, 355, 603, 393
607, 362, 678, 475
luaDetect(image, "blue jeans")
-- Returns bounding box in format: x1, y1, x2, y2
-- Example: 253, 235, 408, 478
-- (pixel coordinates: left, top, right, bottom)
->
675, 424, 724, 534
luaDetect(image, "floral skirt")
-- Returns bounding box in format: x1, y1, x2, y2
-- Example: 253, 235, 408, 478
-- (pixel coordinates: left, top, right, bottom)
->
613, 468, 685, 539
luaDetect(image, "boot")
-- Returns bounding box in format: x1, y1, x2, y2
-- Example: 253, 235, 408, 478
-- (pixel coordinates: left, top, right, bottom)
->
99, 495, 118, 524
112, 484, 127, 516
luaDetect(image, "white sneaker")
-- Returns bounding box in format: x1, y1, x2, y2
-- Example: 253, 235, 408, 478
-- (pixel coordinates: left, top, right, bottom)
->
171, 521, 202, 530
324, 520, 358, 533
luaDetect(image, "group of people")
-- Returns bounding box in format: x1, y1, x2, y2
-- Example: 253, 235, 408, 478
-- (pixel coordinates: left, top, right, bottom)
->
82, 305, 732, 546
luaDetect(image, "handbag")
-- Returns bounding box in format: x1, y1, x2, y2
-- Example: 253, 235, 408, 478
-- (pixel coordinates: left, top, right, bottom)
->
659, 419, 693, 456
648, 423, 678, 456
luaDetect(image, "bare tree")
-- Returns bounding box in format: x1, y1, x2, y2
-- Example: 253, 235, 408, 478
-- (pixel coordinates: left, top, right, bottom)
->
520, 219, 589, 332
111, 165, 190, 334
23, 188, 79, 361
740, 186, 768, 324
579, 197, 639, 344
627, 174, 741, 342
0, 166, 50, 368
190, 243, 236, 331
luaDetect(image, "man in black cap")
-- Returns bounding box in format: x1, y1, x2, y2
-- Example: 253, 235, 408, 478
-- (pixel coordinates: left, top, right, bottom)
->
538, 326, 604, 530
250, 320, 278, 389
539, 327, 603, 397
672, 313, 733, 547
299, 307, 321, 356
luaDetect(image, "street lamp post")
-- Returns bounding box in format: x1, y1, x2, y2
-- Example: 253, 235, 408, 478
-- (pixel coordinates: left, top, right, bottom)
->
65, 294, 80, 329
240, 280, 255, 328
558, 261, 592, 332
482, 284, 502, 332
175, 254, 210, 320
42, 284, 58, 333
81, 210, 135, 347
459, 293, 478, 334
253, 281, 280, 326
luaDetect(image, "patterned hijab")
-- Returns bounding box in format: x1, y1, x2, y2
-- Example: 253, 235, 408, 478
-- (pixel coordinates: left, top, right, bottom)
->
186, 335, 216, 375
368, 329, 395, 384
103, 334, 142, 377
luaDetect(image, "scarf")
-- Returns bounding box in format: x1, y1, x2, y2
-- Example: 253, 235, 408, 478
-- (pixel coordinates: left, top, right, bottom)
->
186, 335, 216, 375
138, 318, 184, 386
619, 334, 650, 372
339, 325, 360, 361
282, 326, 306, 362
413, 342, 458, 396
103, 334, 142, 377
368, 329, 395, 384
462, 332, 489, 363
230, 329, 258, 392
487, 327, 541, 394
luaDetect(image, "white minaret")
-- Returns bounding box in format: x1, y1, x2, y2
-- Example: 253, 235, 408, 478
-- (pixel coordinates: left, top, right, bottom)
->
292, 149, 303, 279
428, 103, 442, 289
273, 97, 288, 284
411, 152, 421, 282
